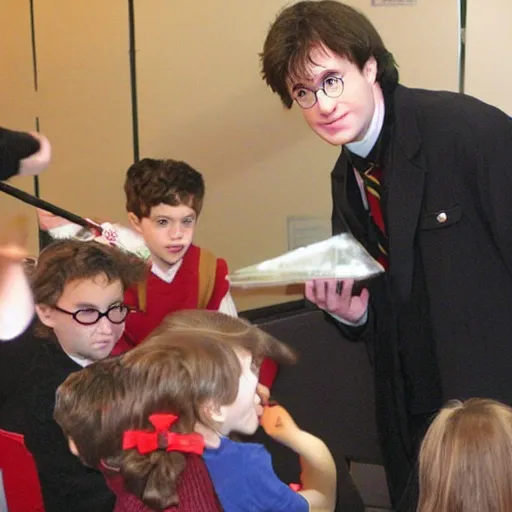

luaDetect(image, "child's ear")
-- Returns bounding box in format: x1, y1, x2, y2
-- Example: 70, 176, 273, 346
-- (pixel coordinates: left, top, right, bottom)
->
203, 400, 227, 424
127, 212, 143, 234
68, 438, 79, 457
35, 303, 56, 328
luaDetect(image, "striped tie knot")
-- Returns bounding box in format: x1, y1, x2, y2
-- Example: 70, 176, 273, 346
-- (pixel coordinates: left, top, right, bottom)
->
358, 164, 388, 267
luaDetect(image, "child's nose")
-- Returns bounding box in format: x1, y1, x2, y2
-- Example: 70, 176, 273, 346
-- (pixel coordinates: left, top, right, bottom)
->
169, 225, 183, 239
96, 316, 114, 334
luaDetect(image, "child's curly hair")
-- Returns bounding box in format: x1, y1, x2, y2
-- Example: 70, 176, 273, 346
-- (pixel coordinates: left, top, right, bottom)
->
124, 158, 205, 219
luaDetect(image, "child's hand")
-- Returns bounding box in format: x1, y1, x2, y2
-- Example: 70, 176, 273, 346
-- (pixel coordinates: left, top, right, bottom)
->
260, 404, 301, 447
0, 216, 34, 340
0, 243, 27, 262
0, 215, 28, 260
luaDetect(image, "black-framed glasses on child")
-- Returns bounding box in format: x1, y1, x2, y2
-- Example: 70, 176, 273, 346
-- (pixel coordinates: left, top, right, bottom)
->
53, 304, 132, 325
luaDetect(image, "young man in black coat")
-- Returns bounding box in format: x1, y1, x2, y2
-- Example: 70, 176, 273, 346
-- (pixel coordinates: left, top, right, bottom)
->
261, 1, 512, 509
0, 239, 145, 511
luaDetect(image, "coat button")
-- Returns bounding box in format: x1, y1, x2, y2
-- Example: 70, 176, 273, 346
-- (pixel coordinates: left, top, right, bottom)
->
437, 212, 447, 223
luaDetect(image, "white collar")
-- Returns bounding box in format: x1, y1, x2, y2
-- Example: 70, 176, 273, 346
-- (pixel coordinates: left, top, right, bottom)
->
345, 91, 385, 158
66, 352, 94, 367
150, 258, 183, 283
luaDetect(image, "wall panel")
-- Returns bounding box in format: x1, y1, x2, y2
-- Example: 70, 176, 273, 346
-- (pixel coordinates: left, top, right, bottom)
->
35, 0, 133, 225
465, 0, 512, 114
0, 0, 42, 255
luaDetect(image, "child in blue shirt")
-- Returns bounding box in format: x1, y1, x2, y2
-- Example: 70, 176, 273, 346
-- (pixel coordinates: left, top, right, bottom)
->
55, 310, 337, 512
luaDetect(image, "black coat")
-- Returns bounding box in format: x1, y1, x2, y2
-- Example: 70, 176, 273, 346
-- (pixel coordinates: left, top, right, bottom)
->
331, 84, 512, 504
0, 327, 115, 512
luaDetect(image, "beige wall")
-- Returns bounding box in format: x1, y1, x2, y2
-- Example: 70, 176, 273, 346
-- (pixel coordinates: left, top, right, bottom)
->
35, 0, 134, 223
0, 0, 41, 255
1, 0, 459, 310
465, 0, 512, 115
354, 0, 459, 91
134, 0, 337, 310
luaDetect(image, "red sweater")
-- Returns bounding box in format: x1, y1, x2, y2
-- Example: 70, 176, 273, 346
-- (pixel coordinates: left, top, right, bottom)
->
105, 454, 222, 512
113, 245, 229, 353
113, 244, 277, 388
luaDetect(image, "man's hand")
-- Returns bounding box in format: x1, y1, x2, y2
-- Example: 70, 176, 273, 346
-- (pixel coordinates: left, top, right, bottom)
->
305, 278, 369, 324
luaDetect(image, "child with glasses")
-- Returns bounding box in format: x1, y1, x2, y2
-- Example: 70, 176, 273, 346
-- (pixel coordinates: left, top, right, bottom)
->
0, 239, 146, 512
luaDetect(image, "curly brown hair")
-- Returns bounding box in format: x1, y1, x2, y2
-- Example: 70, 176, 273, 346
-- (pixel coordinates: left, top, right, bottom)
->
124, 158, 205, 219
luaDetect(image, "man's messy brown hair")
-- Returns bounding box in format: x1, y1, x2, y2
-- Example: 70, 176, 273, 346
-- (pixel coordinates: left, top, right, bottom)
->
261, 0, 399, 108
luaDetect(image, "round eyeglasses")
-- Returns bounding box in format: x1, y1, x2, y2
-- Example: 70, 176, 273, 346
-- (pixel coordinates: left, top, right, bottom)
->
292, 76, 345, 109
54, 304, 132, 325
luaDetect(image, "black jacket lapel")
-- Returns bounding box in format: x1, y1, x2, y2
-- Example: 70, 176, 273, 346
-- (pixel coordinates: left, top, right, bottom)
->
385, 85, 426, 304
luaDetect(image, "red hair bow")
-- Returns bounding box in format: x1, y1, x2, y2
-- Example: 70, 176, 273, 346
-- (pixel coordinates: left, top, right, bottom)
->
122, 413, 205, 455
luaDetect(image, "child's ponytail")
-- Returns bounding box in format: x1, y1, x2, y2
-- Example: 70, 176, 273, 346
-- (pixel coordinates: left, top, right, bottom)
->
121, 450, 186, 509
116, 413, 205, 509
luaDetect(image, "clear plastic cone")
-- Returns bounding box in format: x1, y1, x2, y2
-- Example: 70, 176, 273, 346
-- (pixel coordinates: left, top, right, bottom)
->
228, 233, 384, 288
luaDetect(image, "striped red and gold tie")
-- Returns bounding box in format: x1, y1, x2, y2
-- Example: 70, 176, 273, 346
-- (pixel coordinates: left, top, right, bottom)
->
360, 164, 388, 269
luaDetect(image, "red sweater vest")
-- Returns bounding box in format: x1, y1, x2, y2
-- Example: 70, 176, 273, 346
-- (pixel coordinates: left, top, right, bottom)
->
113, 245, 228, 354
113, 244, 278, 388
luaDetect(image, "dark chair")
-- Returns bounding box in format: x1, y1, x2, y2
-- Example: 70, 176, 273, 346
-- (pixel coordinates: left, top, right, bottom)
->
242, 300, 392, 511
